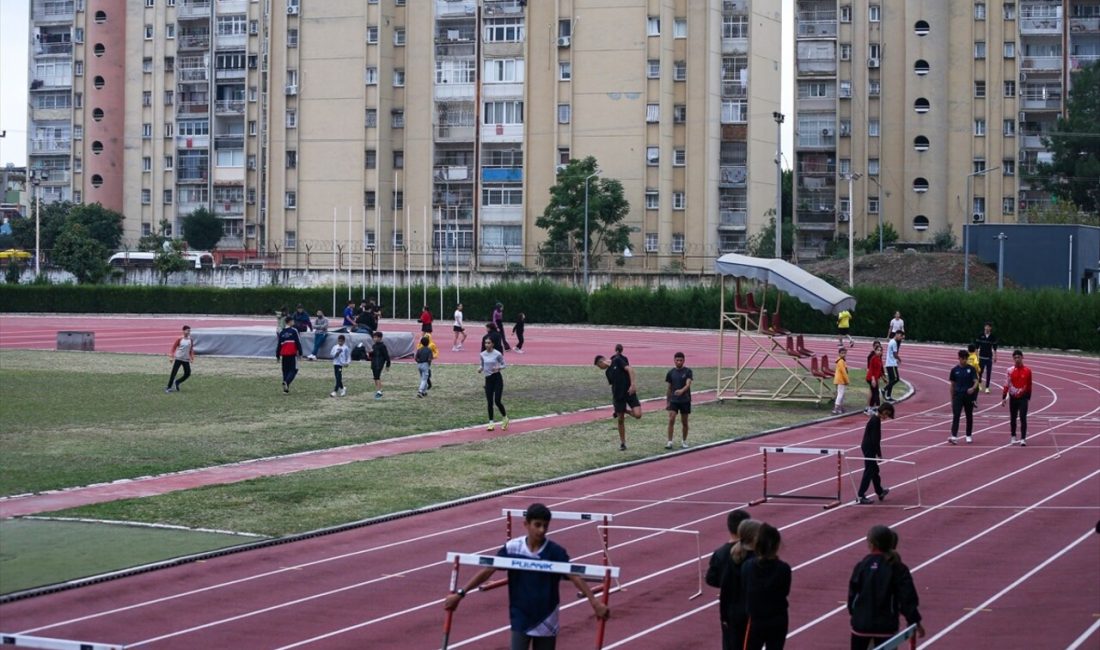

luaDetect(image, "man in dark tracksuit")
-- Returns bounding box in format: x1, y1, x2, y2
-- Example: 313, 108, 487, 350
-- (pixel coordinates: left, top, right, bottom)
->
948, 349, 980, 444
974, 322, 999, 393
856, 403, 894, 504
276, 316, 303, 393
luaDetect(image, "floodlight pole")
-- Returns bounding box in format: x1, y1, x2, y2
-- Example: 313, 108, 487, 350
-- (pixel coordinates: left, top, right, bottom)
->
841, 171, 861, 287
995, 232, 1007, 290
772, 111, 784, 259
963, 166, 999, 292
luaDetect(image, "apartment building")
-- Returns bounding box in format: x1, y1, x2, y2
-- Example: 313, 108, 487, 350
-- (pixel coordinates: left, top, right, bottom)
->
28, 0, 781, 271
792, 0, 1100, 260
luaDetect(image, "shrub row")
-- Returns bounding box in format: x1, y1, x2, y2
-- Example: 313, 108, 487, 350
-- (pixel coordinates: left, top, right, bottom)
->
2, 283, 1096, 352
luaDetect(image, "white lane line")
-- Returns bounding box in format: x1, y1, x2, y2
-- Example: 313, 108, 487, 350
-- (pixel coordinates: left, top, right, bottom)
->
1067, 618, 1100, 650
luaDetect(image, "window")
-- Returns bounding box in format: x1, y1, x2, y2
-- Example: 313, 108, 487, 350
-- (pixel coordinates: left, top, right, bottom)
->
973, 197, 986, 216
164, 123, 174, 138
673, 61, 686, 81
286, 150, 297, 168
288, 28, 298, 47
164, 155, 173, 170
285, 191, 297, 209
165, 56, 174, 72
436, 59, 476, 84
868, 119, 880, 137
974, 119, 986, 136
723, 14, 748, 38
647, 59, 660, 78
484, 59, 524, 83
143, 156, 152, 172
394, 28, 405, 46
868, 159, 880, 176
365, 149, 376, 169
166, 24, 175, 38
1003, 119, 1015, 136
249, 86, 258, 102
364, 191, 376, 208
673, 18, 687, 38
868, 196, 879, 214
1004, 3, 1016, 20
367, 26, 378, 43
869, 80, 881, 97
142, 189, 151, 204
974, 3, 986, 19
869, 43, 881, 60
839, 80, 852, 98
1002, 197, 1015, 214
486, 18, 524, 42
647, 16, 660, 36
559, 62, 571, 81
558, 19, 572, 39
365, 108, 377, 127
164, 90, 173, 105
839, 119, 852, 137
673, 105, 686, 123
975, 80, 986, 98
393, 150, 404, 169
481, 186, 522, 206
840, 5, 851, 22
645, 233, 658, 252
646, 103, 660, 123
975, 42, 986, 59
286, 69, 298, 87
178, 120, 209, 136
557, 103, 571, 124
75, 60, 83, 76
646, 146, 659, 165
869, 5, 880, 22
286, 109, 297, 128
145, 0, 154, 6
672, 191, 685, 210
673, 149, 686, 166
365, 66, 378, 85
73, 157, 82, 173
393, 69, 405, 87
645, 190, 659, 209
143, 123, 153, 139
217, 15, 247, 35
392, 109, 404, 128
973, 158, 987, 174
363, 229, 376, 249
840, 44, 851, 61
164, 189, 173, 205
285, 231, 296, 250
485, 101, 524, 124
393, 191, 404, 210
144, 24, 154, 39
672, 233, 684, 253
481, 225, 522, 248
839, 159, 851, 175
143, 57, 153, 73
216, 149, 244, 167
1003, 160, 1015, 176
143, 91, 152, 107
1003, 41, 1015, 58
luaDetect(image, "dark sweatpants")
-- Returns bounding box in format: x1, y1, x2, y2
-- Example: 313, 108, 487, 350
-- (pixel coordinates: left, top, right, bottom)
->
281, 355, 299, 386
744, 618, 787, 650
167, 360, 191, 389
1009, 396, 1029, 439
884, 367, 900, 398
484, 372, 506, 420
950, 395, 974, 437
979, 356, 994, 388
857, 458, 883, 498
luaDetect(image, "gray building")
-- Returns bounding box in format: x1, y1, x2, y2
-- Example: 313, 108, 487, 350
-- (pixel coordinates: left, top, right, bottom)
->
967, 223, 1100, 293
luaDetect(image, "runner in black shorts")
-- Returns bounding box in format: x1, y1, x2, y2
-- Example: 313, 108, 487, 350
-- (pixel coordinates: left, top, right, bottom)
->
665, 351, 693, 449
595, 343, 642, 450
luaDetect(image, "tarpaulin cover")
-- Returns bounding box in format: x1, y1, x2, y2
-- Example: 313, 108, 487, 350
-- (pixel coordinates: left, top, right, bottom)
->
191, 326, 416, 360
714, 253, 857, 316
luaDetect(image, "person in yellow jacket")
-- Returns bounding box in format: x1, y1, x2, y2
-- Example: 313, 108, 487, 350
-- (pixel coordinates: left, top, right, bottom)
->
833, 347, 850, 415
966, 344, 981, 403
837, 309, 854, 348
415, 333, 440, 392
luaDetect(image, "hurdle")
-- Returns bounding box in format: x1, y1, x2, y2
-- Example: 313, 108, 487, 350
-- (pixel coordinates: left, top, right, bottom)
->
748, 446, 843, 509
596, 525, 705, 600
442, 552, 620, 650
873, 623, 918, 650
844, 456, 922, 510
480, 509, 615, 593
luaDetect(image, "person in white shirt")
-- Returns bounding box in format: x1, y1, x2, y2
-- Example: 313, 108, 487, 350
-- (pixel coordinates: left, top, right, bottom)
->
165, 325, 195, 393
330, 335, 351, 397
887, 311, 905, 341
883, 330, 903, 402
478, 338, 508, 431
452, 303, 468, 351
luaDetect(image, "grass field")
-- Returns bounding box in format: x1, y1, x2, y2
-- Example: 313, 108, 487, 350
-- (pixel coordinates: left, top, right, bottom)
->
0, 348, 859, 594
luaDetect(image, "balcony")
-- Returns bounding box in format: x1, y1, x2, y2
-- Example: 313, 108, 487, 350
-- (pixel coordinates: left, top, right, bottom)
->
30, 138, 71, 153
214, 134, 245, 149
1020, 134, 1047, 148
1020, 17, 1063, 34
178, 68, 210, 83
482, 167, 522, 182
33, 1, 75, 22
800, 176, 836, 192
798, 160, 836, 176
481, 123, 523, 143
1020, 91, 1063, 110
30, 78, 70, 90
797, 18, 838, 38
215, 67, 247, 81
1020, 56, 1063, 71
796, 210, 837, 229
435, 83, 476, 101
178, 0, 212, 19
35, 42, 73, 56
483, 0, 525, 16
214, 99, 245, 115
1070, 17, 1100, 33
1071, 54, 1100, 70
435, 0, 476, 18
178, 34, 211, 50
721, 81, 747, 98
722, 37, 748, 55
436, 42, 476, 58
215, 201, 245, 216
177, 101, 210, 115
177, 169, 209, 183
435, 165, 472, 181
718, 210, 748, 229
719, 165, 747, 188
435, 124, 476, 142
797, 58, 837, 75
215, 33, 247, 49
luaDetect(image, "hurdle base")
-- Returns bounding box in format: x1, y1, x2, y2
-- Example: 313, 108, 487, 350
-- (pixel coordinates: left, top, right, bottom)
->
748, 497, 767, 506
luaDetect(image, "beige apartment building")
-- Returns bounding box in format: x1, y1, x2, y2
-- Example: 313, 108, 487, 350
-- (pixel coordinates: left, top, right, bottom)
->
27, 0, 782, 272
793, 0, 1100, 259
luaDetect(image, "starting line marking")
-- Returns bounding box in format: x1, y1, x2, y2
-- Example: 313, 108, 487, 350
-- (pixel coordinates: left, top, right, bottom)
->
444, 553, 621, 580
0, 633, 125, 650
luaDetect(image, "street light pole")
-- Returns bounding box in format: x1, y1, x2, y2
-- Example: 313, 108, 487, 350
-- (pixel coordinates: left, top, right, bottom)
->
772, 111, 784, 259
31, 170, 46, 276
963, 166, 1000, 292
995, 232, 1008, 290
841, 171, 862, 287
583, 171, 599, 292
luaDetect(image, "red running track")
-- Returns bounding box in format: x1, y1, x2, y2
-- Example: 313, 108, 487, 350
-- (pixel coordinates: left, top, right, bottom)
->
0, 318, 1098, 649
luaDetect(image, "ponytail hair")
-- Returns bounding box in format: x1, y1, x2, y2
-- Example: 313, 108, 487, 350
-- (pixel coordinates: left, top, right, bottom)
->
754, 523, 782, 560
867, 524, 900, 563
731, 519, 762, 563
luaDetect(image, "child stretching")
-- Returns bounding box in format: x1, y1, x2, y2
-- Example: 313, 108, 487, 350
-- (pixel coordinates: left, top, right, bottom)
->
329, 334, 350, 397
368, 330, 391, 399
832, 347, 850, 415
848, 525, 924, 649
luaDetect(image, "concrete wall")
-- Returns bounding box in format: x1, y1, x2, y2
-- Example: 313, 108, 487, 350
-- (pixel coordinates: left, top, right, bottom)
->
968, 224, 1100, 292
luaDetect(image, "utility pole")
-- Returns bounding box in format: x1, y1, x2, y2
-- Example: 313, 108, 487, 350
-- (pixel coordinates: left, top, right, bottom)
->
995, 232, 1008, 290
772, 112, 784, 259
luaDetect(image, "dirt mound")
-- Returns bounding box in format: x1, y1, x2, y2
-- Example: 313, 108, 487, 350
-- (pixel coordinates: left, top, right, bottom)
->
801, 251, 1012, 291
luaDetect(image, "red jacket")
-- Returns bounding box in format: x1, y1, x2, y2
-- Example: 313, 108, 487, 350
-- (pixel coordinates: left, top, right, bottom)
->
866, 354, 884, 383
1002, 365, 1032, 399
419, 310, 433, 326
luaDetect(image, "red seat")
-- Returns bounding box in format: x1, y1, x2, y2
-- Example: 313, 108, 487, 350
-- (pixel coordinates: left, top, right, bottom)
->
810, 355, 823, 377
771, 312, 791, 335
785, 335, 802, 358
796, 334, 814, 357
746, 292, 760, 313
819, 354, 833, 377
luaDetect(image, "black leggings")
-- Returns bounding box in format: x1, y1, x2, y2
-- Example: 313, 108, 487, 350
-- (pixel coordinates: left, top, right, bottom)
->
951, 395, 975, 437
884, 367, 900, 397
857, 459, 883, 498
744, 618, 787, 650
168, 360, 191, 389
484, 372, 506, 420
979, 357, 994, 387
867, 380, 880, 408
1009, 396, 1029, 439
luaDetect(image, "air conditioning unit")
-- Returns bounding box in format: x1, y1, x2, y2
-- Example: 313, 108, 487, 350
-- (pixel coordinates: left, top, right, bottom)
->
285, 84, 298, 95
867, 57, 880, 68
821, 127, 834, 136
838, 213, 850, 222
972, 212, 986, 223
287, 4, 299, 15
1019, 72, 1028, 82
557, 36, 571, 47
555, 164, 567, 173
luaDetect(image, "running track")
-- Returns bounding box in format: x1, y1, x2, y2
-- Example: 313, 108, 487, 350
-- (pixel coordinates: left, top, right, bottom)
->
0, 316, 1098, 649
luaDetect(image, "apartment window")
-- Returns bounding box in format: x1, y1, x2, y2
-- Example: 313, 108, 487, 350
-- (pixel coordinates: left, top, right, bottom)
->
365, 109, 377, 127
165, 57, 174, 72
673, 105, 686, 123
672, 233, 684, 253
166, 24, 175, 39
217, 15, 248, 35
1002, 197, 1015, 214
1004, 80, 1016, 97
365, 149, 377, 169
839, 119, 852, 137
143, 156, 152, 172
287, 109, 297, 128
673, 18, 687, 38
723, 14, 748, 38
142, 91, 152, 107
647, 16, 660, 36
485, 101, 524, 124
164, 90, 173, 105
559, 62, 571, 81
973, 158, 987, 174
974, 3, 986, 19
249, 86, 258, 102
973, 197, 986, 216
840, 43, 851, 61
73, 157, 82, 173
840, 5, 851, 22
392, 109, 405, 128
558, 19, 572, 39
285, 231, 296, 250
644, 104, 659, 123
486, 18, 524, 42
143, 123, 153, 139
286, 69, 299, 87
869, 43, 881, 60
145, 0, 154, 6
144, 24, 154, 39
366, 26, 378, 43
868, 159, 880, 176
365, 66, 378, 85
974, 119, 986, 136
248, 120, 257, 136
164, 155, 173, 170
647, 59, 660, 78
868, 119, 880, 137
74, 125, 82, 139
287, 28, 298, 47
164, 123, 174, 138
672, 191, 685, 210
143, 58, 153, 73
75, 60, 83, 76
485, 59, 524, 83
364, 191, 376, 208
392, 229, 405, 247
869, 80, 881, 97
868, 196, 880, 214
164, 189, 173, 205
393, 192, 404, 210
645, 233, 658, 252
482, 187, 522, 206
1003, 41, 1015, 58
869, 5, 880, 22
286, 150, 297, 168
839, 159, 851, 175
1004, 3, 1016, 19
394, 28, 405, 46
673, 149, 686, 166
644, 189, 659, 209
1003, 119, 1015, 136
673, 61, 686, 81
975, 42, 986, 59
393, 69, 405, 87
646, 146, 659, 165
557, 103, 571, 124
839, 80, 852, 98
217, 149, 244, 167
975, 80, 986, 98
285, 191, 297, 208
1003, 160, 1016, 176
393, 150, 404, 169
142, 189, 151, 205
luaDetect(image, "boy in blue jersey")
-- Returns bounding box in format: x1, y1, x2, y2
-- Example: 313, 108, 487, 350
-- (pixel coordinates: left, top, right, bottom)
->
443, 503, 610, 649
948, 349, 980, 444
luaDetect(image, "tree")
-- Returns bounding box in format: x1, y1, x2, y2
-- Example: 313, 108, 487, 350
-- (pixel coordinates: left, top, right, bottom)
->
1034, 60, 1100, 214
67, 203, 124, 251
154, 239, 189, 283
138, 219, 174, 252
1021, 199, 1100, 227
51, 223, 109, 284
181, 208, 223, 251
10, 201, 72, 252
856, 222, 900, 253
746, 170, 794, 258
535, 157, 631, 268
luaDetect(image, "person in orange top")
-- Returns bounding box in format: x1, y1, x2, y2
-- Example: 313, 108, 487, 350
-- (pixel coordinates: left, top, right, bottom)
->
1001, 350, 1033, 446
832, 347, 850, 415
865, 342, 885, 415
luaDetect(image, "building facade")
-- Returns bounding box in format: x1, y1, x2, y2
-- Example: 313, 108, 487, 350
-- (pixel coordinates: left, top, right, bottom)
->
27, 0, 782, 271
793, 0, 1100, 260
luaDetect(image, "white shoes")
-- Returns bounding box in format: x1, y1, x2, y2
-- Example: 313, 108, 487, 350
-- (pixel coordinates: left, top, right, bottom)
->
966, 435, 973, 444
307, 354, 316, 361
330, 391, 338, 397
665, 441, 673, 449
339, 388, 346, 396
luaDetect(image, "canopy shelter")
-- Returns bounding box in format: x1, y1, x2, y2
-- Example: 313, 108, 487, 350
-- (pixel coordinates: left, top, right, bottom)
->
713, 254, 857, 403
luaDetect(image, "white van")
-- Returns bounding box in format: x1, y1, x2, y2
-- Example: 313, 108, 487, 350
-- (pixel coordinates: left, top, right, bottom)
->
108, 250, 216, 270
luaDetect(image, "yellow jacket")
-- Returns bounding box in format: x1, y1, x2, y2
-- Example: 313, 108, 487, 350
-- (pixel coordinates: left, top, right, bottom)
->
416, 334, 440, 359
967, 352, 980, 375
833, 357, 849, 385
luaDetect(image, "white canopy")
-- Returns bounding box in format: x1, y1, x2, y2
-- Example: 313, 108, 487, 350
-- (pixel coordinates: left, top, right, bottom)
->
714, 253, 856, 316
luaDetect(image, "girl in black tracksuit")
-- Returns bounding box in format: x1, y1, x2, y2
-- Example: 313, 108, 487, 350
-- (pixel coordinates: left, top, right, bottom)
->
848, 525, 924, 649
741, 523, 791, 650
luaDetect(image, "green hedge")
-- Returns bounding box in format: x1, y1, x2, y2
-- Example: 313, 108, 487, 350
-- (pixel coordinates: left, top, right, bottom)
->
2, 283, 1097, 352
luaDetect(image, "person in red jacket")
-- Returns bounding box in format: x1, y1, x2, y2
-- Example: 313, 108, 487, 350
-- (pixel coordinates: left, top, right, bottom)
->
865, 342, 884, 416
418, 305, 433, 335
1001, 349, 1033, 446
